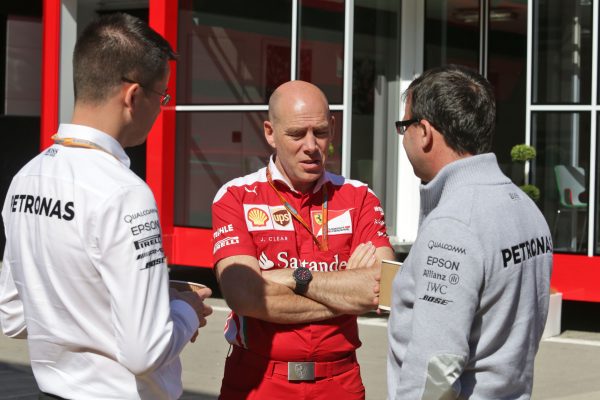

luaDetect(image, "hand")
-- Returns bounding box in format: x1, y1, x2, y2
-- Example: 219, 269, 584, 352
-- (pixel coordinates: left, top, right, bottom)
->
347, 242, 376, 270
174, 288, 214, 338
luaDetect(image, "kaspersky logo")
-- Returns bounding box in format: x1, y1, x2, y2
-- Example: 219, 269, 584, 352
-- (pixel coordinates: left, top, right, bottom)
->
258, 251, 347, 271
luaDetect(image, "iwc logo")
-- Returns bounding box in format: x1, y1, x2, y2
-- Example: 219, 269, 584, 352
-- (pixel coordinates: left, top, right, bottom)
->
247, 207, 269, 227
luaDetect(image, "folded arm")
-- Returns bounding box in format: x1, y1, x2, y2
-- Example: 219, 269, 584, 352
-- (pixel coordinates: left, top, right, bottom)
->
263, 244, 396, 314
216, 255, 341, 324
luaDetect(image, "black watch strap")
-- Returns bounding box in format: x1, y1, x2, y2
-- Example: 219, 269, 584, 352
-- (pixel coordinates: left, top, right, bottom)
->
293, 267, 312, 294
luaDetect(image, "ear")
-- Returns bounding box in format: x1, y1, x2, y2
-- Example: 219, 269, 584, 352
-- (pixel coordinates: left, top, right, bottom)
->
264, 120, 276, 150
329, 114, 336, 141
123, 82, 140, 112
418, 119, 435, 152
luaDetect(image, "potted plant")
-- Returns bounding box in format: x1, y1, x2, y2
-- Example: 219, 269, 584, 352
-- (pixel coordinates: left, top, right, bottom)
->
510, 144, 540, 202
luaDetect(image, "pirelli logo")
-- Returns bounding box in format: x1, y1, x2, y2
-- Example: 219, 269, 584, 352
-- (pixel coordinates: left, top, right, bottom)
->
134, 234, 161, 250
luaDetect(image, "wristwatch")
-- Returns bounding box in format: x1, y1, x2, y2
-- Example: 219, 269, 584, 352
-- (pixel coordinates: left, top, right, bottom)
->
293, 267, 312, 294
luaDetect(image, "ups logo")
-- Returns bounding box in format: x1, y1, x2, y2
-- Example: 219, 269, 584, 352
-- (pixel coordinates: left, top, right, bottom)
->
273, 210, 291, 226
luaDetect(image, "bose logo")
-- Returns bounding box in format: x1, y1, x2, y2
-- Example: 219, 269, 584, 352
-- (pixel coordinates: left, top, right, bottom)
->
419, 295, 453, 306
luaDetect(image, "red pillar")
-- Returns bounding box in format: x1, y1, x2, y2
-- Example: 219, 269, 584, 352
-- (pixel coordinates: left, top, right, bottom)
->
40, 0, 61, 150
147, 0, 179, 260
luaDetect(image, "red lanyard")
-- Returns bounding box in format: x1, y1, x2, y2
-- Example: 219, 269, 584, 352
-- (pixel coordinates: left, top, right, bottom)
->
266, 166, 328, 251
51, 134, 117, 160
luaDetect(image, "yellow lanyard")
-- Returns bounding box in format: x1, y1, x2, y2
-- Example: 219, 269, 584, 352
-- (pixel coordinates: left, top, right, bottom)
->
266, 166, 328, 251
51, 134, 117, 160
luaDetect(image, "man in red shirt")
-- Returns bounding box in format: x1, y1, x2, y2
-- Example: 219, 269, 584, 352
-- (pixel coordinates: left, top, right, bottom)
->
212, 80, 396, 400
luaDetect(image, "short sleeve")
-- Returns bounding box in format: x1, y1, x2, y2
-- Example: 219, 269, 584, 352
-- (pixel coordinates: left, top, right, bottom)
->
212, 188, 257, 265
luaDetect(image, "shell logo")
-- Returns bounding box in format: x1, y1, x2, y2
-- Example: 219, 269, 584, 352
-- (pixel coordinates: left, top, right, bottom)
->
247, 207, 269, 226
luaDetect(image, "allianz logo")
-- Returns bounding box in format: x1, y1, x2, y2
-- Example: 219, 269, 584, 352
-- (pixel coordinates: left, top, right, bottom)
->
258, 251, 347, 271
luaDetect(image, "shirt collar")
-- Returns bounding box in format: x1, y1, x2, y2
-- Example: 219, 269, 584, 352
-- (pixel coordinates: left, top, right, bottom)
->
419, 153, 509, 223
56, 124, 131, 168
268, 155, 331, 194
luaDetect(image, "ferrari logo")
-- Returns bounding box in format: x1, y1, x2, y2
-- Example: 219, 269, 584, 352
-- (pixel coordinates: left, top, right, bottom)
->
313, 212, 323, 226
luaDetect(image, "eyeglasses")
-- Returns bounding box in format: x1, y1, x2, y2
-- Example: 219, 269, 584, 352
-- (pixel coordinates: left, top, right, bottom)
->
395, 118, 420, 135
121, 77, 171, 106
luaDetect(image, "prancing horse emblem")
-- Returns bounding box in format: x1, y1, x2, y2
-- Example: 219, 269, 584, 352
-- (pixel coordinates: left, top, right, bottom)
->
294, 364, 307, 379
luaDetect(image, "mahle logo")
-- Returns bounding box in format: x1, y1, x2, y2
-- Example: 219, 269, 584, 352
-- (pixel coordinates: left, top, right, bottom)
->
247, 207, 269, 226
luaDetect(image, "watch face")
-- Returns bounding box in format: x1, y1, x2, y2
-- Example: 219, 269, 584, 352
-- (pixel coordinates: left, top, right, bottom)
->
294, 267, 312, 283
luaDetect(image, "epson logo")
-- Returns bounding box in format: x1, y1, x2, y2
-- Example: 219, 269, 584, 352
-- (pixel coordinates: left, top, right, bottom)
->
134, 234, 162, 250
131, 220, 160, 236
426, 256, 460, 271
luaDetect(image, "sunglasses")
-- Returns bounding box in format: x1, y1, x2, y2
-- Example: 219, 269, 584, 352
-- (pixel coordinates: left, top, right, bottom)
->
122, 77, 171, 106
395, 118, 421, 135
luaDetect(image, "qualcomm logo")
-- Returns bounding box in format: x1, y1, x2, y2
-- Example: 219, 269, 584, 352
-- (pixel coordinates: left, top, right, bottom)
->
257, 251, 347, 271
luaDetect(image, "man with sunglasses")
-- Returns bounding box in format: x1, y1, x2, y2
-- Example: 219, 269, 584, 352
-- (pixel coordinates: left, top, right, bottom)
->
212, 80, 396, 399
387, 65, 552, 399
0, 13, 212, 399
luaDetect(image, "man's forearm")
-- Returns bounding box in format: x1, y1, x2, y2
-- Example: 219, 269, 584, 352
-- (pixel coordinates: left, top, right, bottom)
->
260, 281, 341, 323
262, 246, 395, 314
262, 268, 379, 315
218, 260, 340, 324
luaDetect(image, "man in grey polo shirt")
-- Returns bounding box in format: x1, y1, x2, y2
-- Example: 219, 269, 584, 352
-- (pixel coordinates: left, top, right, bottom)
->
388, 65, 553, 399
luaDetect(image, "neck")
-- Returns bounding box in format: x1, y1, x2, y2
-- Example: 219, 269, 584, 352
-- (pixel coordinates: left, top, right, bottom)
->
71, 102, 127, 147
424, 150, 472, 182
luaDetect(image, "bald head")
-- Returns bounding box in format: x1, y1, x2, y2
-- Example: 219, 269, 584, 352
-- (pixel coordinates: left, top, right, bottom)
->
268, 80, 331, 124
264, 80, 335, 193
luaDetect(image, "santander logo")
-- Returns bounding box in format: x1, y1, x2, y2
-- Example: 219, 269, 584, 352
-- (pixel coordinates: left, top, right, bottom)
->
257, 251, 347, 271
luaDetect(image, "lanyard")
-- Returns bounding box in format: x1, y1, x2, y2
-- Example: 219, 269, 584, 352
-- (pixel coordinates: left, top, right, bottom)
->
51, 134, 116, 160
266, 166, 328, 251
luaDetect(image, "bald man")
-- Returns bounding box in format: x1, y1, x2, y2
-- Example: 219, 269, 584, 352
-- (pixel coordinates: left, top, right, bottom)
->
211, 80, 396, 400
